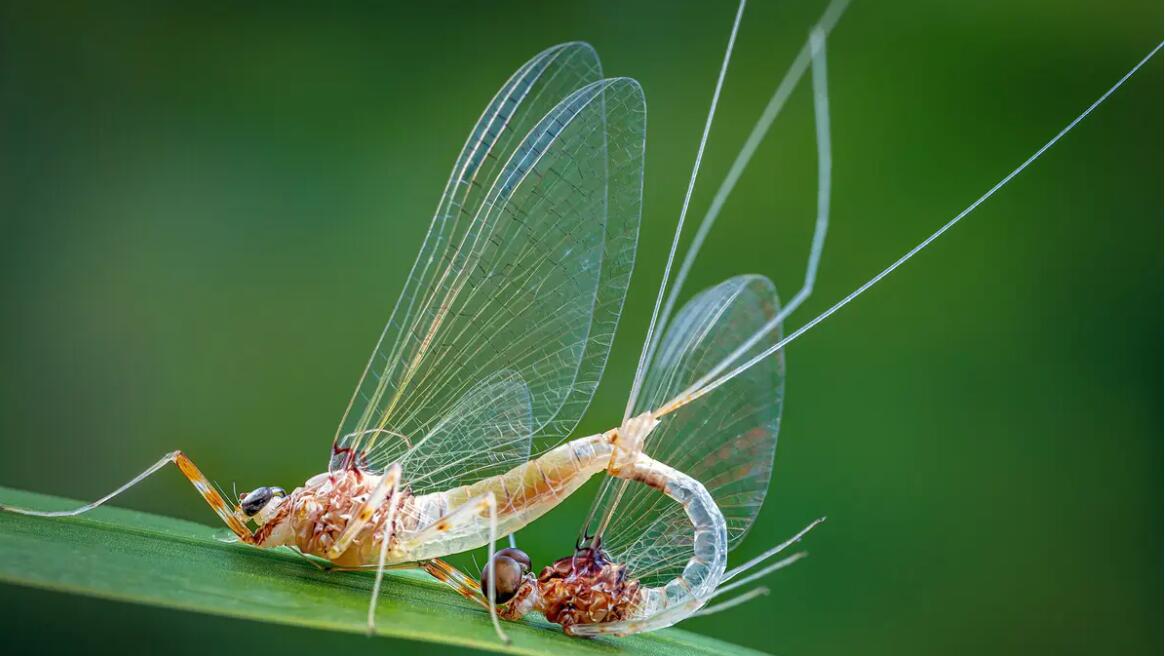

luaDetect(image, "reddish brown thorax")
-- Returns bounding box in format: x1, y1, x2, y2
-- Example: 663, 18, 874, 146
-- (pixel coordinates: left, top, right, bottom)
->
535, 547, 641, 630
253, 469, 413, 566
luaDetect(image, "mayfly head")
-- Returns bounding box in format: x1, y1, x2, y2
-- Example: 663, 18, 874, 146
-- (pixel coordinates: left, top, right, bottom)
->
239, 486, 287, 524
482, 547, 532, 604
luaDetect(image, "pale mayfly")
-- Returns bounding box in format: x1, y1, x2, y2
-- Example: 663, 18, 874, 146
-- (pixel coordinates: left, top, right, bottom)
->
0, 1, 816, 641
0, 0, 840, 642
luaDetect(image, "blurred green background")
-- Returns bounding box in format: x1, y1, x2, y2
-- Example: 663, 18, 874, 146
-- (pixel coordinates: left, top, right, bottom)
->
1, 1, 1160, 654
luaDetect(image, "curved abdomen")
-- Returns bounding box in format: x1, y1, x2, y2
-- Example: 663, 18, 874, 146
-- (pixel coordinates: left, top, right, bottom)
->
568, 453, 728, 637
397, 432, 615, 562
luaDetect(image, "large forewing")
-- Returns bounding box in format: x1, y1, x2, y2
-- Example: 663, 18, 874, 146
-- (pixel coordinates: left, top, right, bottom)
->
595, 276, 785, 586
333, 43, 601, 459
398, 371, 533, 495
332, 73, 645, 478
529, 77, 643, 451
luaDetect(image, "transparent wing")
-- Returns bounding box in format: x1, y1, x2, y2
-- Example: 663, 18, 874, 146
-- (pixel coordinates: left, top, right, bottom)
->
594, 275, 785, 586
331, 62, 646, 488
333, 372, 531, 497
404, 371, 534, 495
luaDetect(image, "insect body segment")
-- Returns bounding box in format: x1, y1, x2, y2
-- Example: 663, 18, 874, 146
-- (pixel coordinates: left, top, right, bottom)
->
493, 451, 727, 637
249, 428, 646, 568
507, 546, 642, 629
172, 452, 254, 542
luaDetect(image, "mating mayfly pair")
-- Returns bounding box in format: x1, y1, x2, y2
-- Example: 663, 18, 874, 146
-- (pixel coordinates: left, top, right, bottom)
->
4, 0, 1160, 645
1, 0, 838, 641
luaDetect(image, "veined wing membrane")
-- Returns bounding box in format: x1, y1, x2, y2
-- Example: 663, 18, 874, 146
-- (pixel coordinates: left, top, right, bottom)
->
331, 371, 532, 495
332, 42, 600, 467
402, 371, 533, 495
592, 275, 785, 586
332, 73, 646, 487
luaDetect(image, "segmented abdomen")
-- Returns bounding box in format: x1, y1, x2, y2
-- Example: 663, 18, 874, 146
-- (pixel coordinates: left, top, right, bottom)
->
568, 453, 728, 637
399, 432, 614, 561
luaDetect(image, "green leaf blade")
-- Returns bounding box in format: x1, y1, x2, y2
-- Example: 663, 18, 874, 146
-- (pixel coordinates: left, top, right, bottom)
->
0, 487, 766, 656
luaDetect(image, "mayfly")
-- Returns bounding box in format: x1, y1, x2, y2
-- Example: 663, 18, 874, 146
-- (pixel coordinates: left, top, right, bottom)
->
0, 5, 828, 639
0, 1, 833, 638
0, 0, 846, 643
3, 0, 1158, 646
472, 4, 1164, 641
1, 38, 650, 641
0, 7, 821, 638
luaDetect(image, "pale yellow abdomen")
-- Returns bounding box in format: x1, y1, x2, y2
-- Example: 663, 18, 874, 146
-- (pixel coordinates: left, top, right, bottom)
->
398, 433, 614, 562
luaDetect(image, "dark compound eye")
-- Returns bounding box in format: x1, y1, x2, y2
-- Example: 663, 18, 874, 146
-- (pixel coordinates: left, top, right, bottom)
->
494, 547, 531, 573
240, 487, 275, 516
482, 554, 527, 604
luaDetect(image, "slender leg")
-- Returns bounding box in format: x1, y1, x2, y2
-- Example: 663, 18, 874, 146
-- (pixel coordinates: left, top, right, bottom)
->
643, 0, 844, 393
367, 469, 403, 635
419, 559, 487, 608
285, 547, 330, 571
482, 492, 509, 643
0, 450, 253, 543
399, 494, 509, 642
773, 24, 833, 320
326, 463, 402, 560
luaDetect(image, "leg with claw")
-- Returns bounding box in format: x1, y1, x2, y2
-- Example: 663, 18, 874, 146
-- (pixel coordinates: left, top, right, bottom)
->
419, 559, 486, 607
399, 493, 510, 642
0, 451, 253, 543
